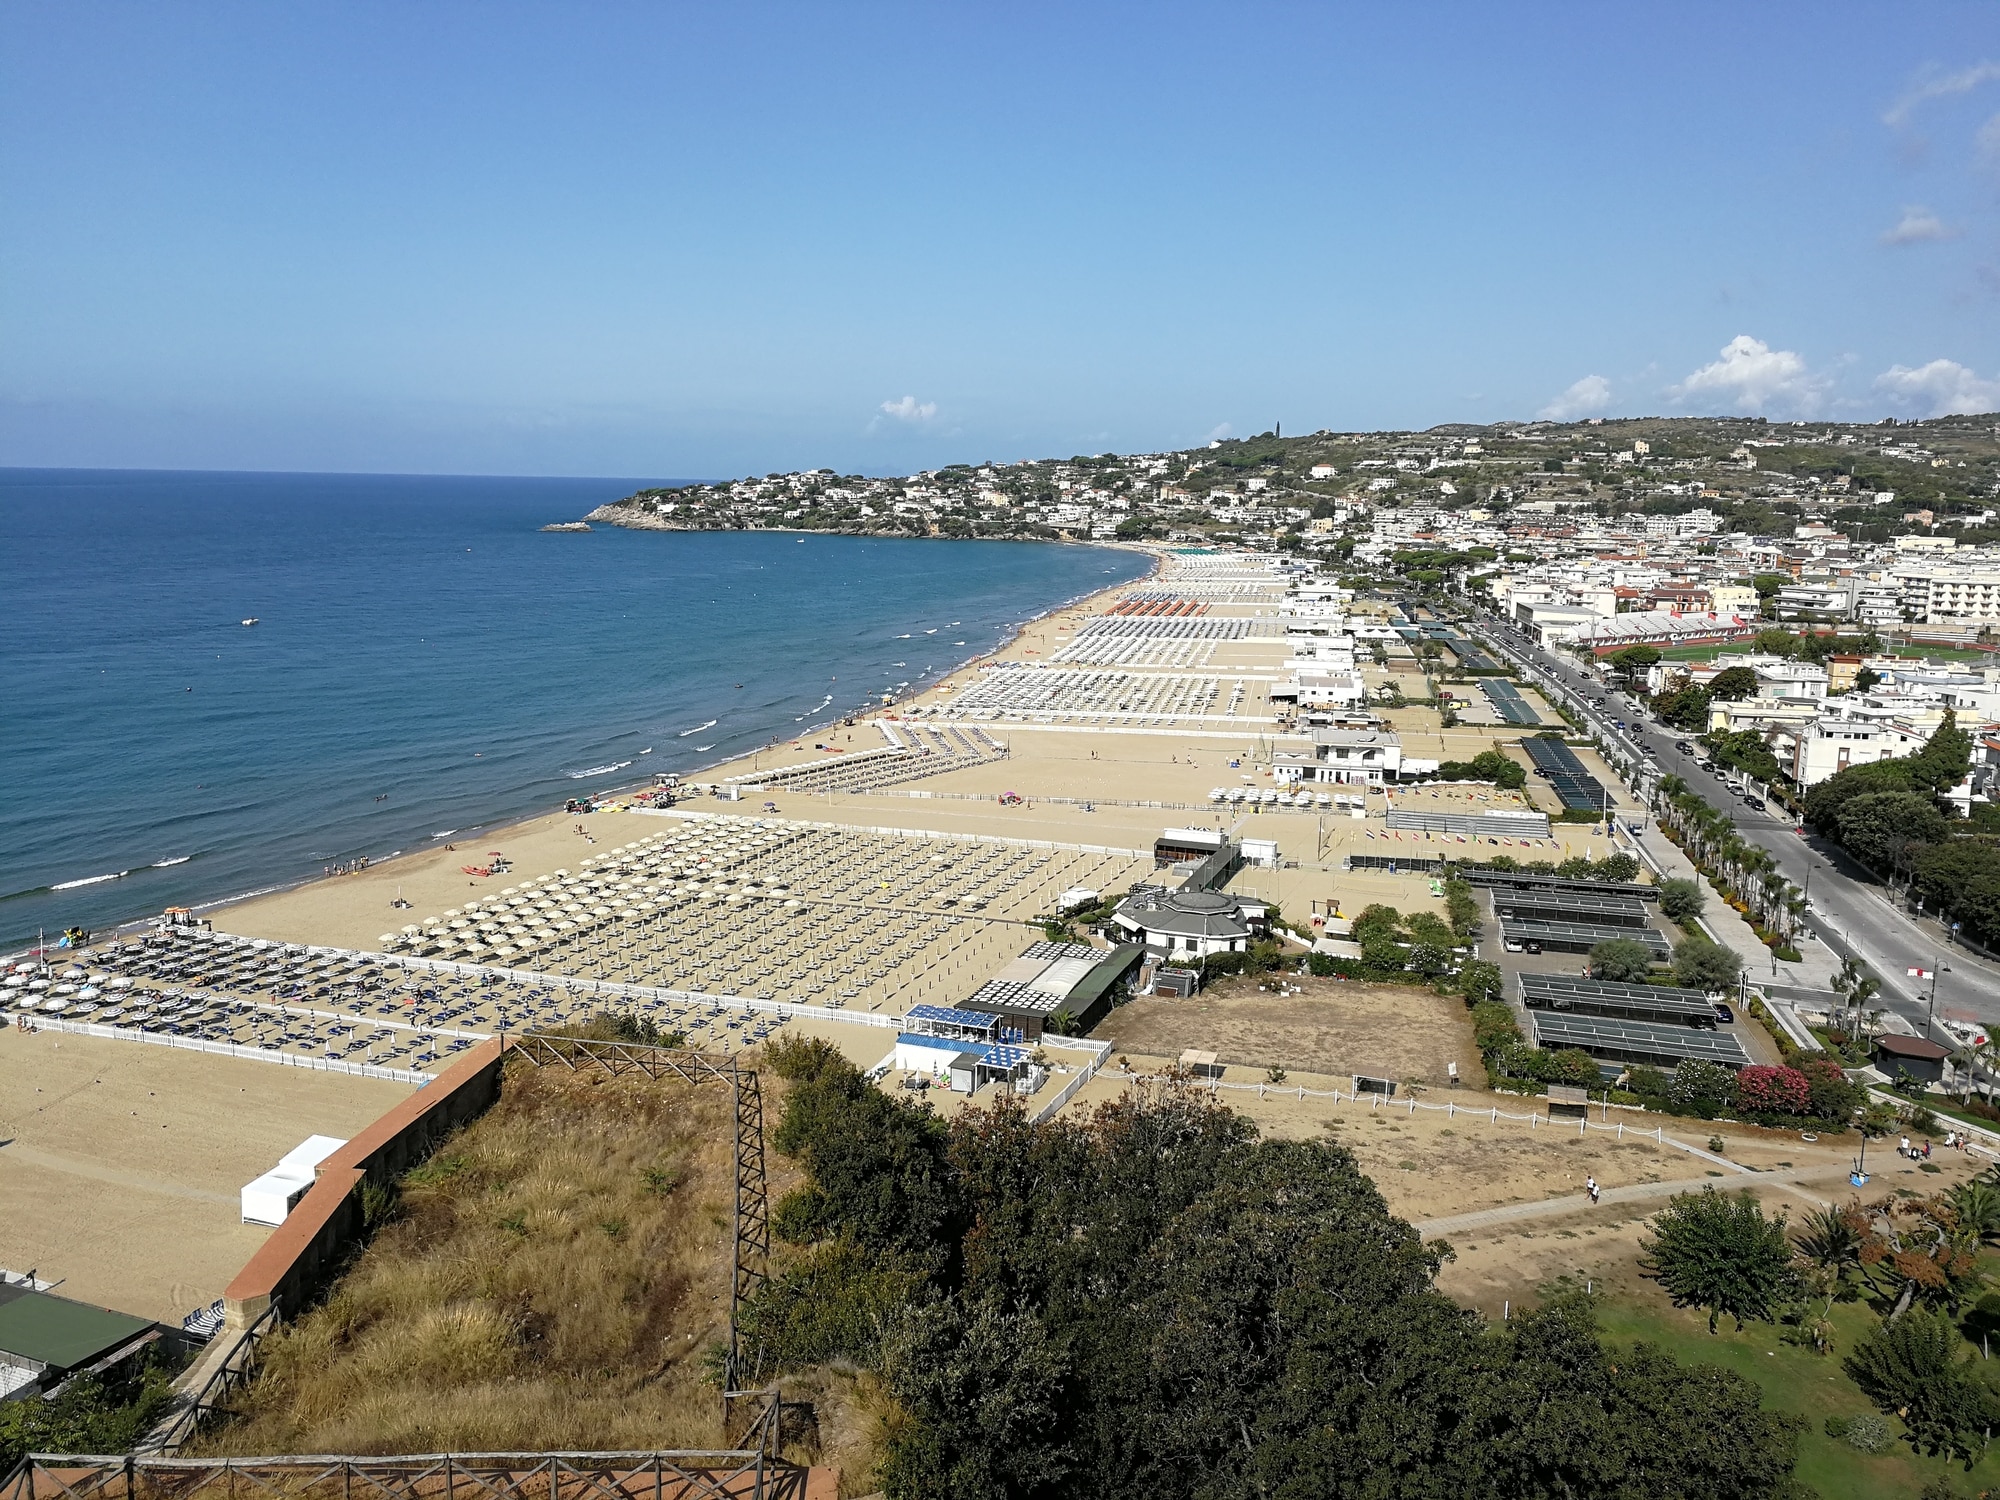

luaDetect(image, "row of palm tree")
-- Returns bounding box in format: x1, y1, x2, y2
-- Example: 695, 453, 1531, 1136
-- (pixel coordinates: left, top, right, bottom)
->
1654, 775, 1807, 944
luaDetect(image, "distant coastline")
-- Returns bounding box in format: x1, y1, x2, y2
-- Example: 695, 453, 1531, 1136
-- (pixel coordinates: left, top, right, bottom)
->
581, 499, 1070, 543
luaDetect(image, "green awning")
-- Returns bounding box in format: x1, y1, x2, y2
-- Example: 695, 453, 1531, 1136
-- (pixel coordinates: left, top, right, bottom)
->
0, 1285, 156, 1372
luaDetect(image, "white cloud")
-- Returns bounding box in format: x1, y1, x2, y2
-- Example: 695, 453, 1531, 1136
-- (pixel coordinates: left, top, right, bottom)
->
1874, 359, 2000, 417
879, 395, 937, 423
1669, 335, 1827, 416
1884, 61, 2000, 127
1536, 374, 1611, 421
1881, 205, 1957, 244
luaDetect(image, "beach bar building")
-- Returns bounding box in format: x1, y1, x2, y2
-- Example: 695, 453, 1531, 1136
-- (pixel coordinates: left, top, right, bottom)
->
1110, 888, 1269, 961
960, 942, 1146, 1040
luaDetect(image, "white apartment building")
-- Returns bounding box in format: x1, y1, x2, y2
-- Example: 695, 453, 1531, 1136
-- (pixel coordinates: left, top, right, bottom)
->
1920, 570, 2000, 625
1790, 714, 1932, 787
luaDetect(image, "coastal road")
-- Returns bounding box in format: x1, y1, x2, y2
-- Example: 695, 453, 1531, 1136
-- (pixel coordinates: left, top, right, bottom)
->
1468, 611, 2000, 1039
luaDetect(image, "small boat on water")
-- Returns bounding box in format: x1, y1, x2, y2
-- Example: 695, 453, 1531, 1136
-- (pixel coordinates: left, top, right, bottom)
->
241, 618, 259, 626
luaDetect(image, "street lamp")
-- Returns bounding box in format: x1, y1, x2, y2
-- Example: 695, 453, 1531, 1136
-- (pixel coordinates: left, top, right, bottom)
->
1908, 962, 1951, 1036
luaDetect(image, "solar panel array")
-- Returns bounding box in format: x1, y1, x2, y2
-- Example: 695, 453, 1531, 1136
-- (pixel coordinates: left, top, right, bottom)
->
1500, 916, 1670, 956
1492, 891, 1651, 928
1528, 1010, 1751, 1068
1455, 869, 1659, 901
1518, 972, 1717, 1023
1480, 680, 1542, 726
1523, 736, 1614, 813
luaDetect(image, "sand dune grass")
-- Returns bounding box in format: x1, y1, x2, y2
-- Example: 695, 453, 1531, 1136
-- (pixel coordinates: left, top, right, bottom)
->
198, 1057, 740, 1456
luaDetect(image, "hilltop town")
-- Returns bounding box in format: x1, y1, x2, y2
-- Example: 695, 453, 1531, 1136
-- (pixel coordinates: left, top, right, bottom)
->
585, 412, 2000, 571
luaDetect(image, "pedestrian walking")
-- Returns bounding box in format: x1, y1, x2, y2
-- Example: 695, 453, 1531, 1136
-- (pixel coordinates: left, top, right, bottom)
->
1586, 1175, 1600, 1205
1900, 1134, 1912, 1159
1923, 1139, 1932, 1161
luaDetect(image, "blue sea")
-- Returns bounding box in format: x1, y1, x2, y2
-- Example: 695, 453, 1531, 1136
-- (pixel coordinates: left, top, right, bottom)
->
0, 468, 1150, 950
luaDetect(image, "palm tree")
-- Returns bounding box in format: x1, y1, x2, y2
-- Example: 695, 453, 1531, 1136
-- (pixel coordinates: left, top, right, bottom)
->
1793, 1203, 1863, 1276
1950, 1180, 2000, 1245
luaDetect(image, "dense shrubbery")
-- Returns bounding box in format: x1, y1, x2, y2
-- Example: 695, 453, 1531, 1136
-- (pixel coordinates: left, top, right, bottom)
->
1471, 852, 1640, 883
745, 1045, 1807, 1499
1622, 1055, 1858, 1128
0, 1360, 181, 1474
1429, 749, 1527, 789
1468, 1001, 1598, 1092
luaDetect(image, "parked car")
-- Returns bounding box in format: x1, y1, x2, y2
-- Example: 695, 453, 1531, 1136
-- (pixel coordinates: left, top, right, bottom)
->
1713, 1003, 1735, 1024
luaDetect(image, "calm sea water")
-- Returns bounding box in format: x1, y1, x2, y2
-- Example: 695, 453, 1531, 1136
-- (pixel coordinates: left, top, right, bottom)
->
0, 468, 1149, 949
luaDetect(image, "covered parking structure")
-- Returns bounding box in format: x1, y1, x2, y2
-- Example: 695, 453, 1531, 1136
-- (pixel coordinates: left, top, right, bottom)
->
1452, 868, 1658, 902
1500, 916, 1669, 958
1518, 972, 1717, 1026
1491, 891, 1651, 929
1479, 680, 1541, 725
1528, 1010, 1751, 1070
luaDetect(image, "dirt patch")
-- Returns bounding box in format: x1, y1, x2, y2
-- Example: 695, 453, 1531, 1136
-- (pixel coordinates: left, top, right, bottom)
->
1094, 977, 1480, 1087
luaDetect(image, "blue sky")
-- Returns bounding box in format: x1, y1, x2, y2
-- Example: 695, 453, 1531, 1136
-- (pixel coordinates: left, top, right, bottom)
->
3, 2, 1998, 478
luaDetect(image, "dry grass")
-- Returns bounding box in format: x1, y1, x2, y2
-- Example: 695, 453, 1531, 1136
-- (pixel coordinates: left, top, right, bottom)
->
198, 1057, 741, 1456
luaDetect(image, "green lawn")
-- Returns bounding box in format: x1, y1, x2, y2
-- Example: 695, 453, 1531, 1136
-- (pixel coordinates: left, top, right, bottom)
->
1888, 645, 1996, 663
1593, 1294, 2000, 1498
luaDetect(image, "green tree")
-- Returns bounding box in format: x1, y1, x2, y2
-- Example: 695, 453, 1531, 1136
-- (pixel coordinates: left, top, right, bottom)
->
1657, 877, 1706, 923
1912, 841, 2000, 951
768, 1039, 960, 1257
1590, 937, 1656, 982
1673, 936, 1742, 991
1407, 942, 1454, 979
879, 1296, 1075, 1498
1909, 707, 1973, 796
1805, 756, 1919, 836
1456, 959, 1503, 1005
1753, 621, 1794, 650
1643, 1187, 1799, 1331
1443, 878, 1480, 938
1835, 791, 1948, 874
1654, 680, 1713, 730
1609, 643, 1662, 681
1844, 1306, 2000, 1465
1708, 666, 1759, 701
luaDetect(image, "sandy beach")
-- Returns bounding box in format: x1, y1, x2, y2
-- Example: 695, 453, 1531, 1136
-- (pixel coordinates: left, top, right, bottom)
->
9, 547, 1700, 1321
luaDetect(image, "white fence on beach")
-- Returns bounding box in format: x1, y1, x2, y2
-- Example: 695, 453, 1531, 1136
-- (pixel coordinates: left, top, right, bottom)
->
3, 1008, 434, 1085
